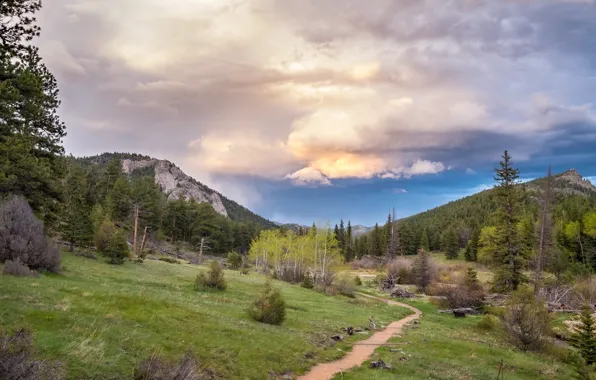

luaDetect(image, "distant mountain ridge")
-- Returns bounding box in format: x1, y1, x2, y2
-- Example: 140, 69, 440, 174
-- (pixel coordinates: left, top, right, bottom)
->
77, 153, 277, 229
354, 169, 596, 241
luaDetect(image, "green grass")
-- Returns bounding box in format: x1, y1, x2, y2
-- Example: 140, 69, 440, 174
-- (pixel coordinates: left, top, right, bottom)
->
333, 301, 574, 380
0, 253, 410, 379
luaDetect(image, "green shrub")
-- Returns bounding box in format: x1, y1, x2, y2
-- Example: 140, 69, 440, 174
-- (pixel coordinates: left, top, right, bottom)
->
159, 257, 179, 264
248, 281, 286, 325
94, 220, 118, 253
195, 261, 227, 290
227, 251, 243, 270
240, 267, 250, 275
354, 276, 363, 286
501, 287, 552, 352
476, 314, 499, 331
301, 274, 314, 289
334, 273, 356, 298
104, 230, 129, 265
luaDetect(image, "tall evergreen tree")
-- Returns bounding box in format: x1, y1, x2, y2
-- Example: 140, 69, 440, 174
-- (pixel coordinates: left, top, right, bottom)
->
442, 227, 460, 259
338, 220, 346, 255
1, 0, 67, 224
60, 163, 93, 251
345, 221, 354, 261
465, 228, 480, 261
535, 166, 554, 294
131, 176, 164, 231
571, 305, 596, 366
106, 177, 132, 222
419, 228, 430, 251
493, 150, 524, 292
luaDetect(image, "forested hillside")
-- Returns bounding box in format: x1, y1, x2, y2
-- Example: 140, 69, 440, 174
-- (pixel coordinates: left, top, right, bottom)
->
353, 168, 596, 270
76, 152, 277, 229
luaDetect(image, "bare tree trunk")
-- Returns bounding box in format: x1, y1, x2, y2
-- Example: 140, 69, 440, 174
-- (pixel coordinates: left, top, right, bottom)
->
133, 206, 139, 256
140, 226, 148, 252
535, 166, 552, 296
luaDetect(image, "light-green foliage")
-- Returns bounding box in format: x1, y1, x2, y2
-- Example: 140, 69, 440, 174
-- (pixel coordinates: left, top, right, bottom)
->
478, 226, 498, 264
94, 219, 118, 253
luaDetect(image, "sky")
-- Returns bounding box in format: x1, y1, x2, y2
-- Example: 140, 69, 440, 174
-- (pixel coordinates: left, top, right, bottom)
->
37, 0, 596, 226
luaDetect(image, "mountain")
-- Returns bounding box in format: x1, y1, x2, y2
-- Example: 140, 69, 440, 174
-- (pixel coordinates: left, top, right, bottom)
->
77, 153, 277, 229
352, 225, 373, 237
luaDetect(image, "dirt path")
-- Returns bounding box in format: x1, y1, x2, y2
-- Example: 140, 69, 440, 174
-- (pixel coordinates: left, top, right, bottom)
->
297, 293, 422, 380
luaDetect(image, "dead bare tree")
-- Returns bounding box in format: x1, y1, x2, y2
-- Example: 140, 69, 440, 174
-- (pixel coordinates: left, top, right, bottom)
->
535, 166, 553, 296
133, 206, 139, 256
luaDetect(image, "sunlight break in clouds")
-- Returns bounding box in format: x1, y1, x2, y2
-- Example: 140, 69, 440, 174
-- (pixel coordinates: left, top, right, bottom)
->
39, 0, 596, 188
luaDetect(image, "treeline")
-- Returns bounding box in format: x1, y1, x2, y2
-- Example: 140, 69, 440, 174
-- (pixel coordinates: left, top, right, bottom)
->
61, 157, 263, 256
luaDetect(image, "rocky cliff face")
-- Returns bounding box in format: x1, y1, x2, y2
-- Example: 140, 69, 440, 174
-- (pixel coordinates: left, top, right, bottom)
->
555, 169, 596, 193
122, 159, 228, 217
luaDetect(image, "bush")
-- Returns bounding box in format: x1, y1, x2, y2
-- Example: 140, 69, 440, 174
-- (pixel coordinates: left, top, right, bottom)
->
94, 219, 117, 253
195, 261, 226, 290
476, 314, 499, 331
0, 328, 64, 380
2, 259, 38, 277
240, 267, 250, 275
248, 281, 286, 325
501, 287, 552, 352
159, 257, 179, 264
354, 276, 362, 286
226, 251, 243, 270
104, 230, 129, 265
133, 350, 211, 380
0, 196, 61, 273
387, 258, 413, 285
301, 274, 314, 289
430, 283, 485, 309
334, 273, 356, 298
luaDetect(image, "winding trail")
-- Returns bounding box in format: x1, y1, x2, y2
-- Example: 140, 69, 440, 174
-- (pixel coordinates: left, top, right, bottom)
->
298, 293, 422, 380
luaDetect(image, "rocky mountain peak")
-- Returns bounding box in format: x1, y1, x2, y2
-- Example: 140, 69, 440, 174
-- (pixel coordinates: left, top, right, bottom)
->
121, 158, 228, 217
555, 168, 596, 193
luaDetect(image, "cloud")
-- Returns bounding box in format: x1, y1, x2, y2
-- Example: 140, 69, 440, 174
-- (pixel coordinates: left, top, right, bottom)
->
392, 188, 408, 194
286, 167, 332, 186
36, 0, 596, 187
466, 168, 476, 174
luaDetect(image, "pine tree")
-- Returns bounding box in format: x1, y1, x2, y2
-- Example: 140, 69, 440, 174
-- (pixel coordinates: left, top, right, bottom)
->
420, 228, 430, 251
443, 227, 460, 260
338, 220, 346, 256
97, 158, 123, 204
0, 0, 67, 224
345, 221, 354, 261
465, 228, 480, 261
493, 150, 524, 292
131, 176, 164, 231
60, 163, 93, 251
571, 305, 596, 366
106, 177, 132, 222
412, 249, 432, 292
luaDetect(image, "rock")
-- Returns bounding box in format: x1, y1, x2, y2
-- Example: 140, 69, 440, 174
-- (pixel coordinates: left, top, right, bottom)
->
354, 328, 363, 333
122, 159, 228, 216
453, 310, 467, 318
413, 320, 420, 325
331, 335, 343, 341
439, 308, 480, 316
399, 356, 409, 362
370, 360, 392, 369
347, 326, 354, 336
389, 349, 399, 353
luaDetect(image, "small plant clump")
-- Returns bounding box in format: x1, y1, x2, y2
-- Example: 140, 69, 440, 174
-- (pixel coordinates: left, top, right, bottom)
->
334, 273, 356, 298
133, 350, 211, 380
159, 257, 179, 264
248, 281, 286, 325
195, 261, 227, 290
354, 276, 362, 286
226, 251, 243, 270
2, 259, 39, 277
301, 274, 314, 289
0, 328, 64, 380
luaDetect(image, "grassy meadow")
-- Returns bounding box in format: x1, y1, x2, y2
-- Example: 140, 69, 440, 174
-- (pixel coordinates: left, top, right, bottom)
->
0, 252, 410, 379
334, 300, 574, 380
